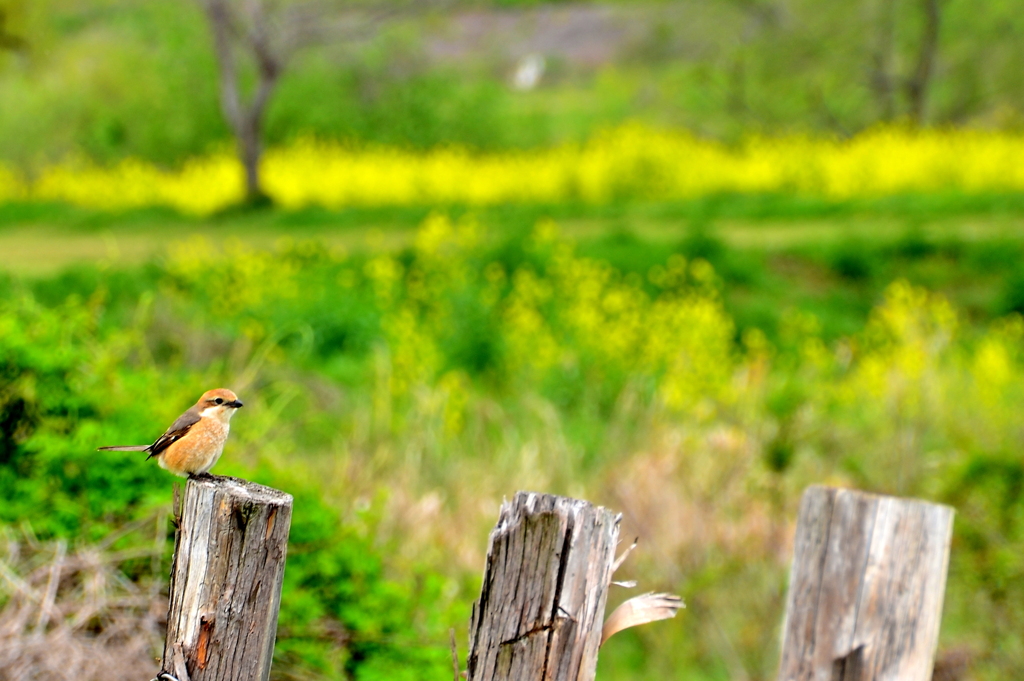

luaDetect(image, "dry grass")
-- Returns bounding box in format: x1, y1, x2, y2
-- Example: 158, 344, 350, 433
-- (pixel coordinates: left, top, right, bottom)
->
0, 518, 168, 681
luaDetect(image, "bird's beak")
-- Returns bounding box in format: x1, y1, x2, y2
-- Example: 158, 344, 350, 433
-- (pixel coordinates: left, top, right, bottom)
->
227, 400, 244, 408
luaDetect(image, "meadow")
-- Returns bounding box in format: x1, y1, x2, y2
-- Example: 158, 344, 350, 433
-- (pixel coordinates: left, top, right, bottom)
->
3, 136, 1024, 680
6, 1, 1024, 677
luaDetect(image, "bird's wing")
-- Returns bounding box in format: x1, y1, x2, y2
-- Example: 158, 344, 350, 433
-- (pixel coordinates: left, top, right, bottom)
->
146, 408, 202, 460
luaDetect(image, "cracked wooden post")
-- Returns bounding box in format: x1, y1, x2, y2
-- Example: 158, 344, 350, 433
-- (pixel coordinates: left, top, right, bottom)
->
161, 476, 293, 681
777, 486, 954, 681
467, 492, 621, 681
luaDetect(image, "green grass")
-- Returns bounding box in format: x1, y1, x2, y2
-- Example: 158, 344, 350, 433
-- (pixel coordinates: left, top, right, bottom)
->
5, 194, 1024, 343
5, 195, 1024, 680
5, 1, 1024, 167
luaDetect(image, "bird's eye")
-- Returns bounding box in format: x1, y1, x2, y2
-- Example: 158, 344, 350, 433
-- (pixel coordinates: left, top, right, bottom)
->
214, 397, 224, 405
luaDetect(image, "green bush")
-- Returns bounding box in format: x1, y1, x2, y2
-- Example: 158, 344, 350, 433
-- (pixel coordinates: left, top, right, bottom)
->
7, 218, 1024, 679
0, 279, 456, 680
0, 289, 168, 537
276, 492, 454, 680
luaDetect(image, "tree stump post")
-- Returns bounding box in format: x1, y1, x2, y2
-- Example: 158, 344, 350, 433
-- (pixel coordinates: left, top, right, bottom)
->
161, 476, 293, 681
467, 492, 621, 681
777, 486, 954, 681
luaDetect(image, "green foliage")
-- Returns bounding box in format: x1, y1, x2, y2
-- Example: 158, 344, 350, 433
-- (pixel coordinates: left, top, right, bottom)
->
7, 213, 1024, 679
3, 3, 1024, 677
0, 288, 169, 537
277, 492, 454, 680
3, 1, 1024, 167
829, 238, 875, 281
0, 273, 456, 680
998, 267, 1024, 316
269, 60, 521, 152
0, 1, 224, 167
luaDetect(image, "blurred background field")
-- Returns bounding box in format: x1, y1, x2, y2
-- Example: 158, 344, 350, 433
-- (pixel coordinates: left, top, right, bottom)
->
2, 1, 1024, 680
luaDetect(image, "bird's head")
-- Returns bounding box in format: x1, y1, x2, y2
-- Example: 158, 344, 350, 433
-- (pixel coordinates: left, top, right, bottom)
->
197, 388, 244, 422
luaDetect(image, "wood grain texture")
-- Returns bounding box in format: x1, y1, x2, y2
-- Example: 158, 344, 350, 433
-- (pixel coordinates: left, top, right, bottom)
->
777, 486, 954, 681
162, 476, 293, 681
467, 492, 621, 681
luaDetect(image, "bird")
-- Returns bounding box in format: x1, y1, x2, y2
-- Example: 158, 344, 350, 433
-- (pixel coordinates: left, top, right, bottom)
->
98, 388, 244, 478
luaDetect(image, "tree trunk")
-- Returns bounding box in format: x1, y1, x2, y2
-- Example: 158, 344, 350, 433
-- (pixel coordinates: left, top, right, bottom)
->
238, 110, 270, 205
906, 0, 941, 125
869, 0, 897, 121
202, 0, 279, 206
239, 67, 278, 205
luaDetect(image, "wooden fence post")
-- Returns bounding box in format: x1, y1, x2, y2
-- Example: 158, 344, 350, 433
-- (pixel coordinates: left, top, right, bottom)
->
466, 491, 620, 681
160, 476, 293, 681
777, 486, 954, 681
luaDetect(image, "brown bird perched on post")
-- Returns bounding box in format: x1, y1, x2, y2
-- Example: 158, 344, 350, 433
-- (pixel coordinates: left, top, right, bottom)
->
98, 388, 244, 478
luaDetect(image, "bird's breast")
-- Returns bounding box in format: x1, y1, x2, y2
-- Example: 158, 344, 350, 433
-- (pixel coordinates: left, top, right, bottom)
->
159, 418, 230, 476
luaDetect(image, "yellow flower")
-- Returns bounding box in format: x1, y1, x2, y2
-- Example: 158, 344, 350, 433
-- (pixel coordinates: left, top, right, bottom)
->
8, 125, 1024, 214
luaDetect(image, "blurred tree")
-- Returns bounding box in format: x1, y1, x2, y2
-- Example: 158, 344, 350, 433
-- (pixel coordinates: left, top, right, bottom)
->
906, 0, 941, 124
1, 0, 1021, 167
198, 0, 429, 206
707, 0, 961, 132
868, 0, 943, 124
200, 0, 299, 205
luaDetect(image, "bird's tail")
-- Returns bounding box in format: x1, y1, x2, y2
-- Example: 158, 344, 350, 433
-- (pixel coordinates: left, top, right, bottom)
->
97, 445, 151, 452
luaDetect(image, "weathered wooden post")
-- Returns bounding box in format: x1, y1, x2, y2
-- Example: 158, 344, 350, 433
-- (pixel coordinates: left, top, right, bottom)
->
777, 486, 954, 681
160, 476, 293, 681
466, 492, 620, 681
